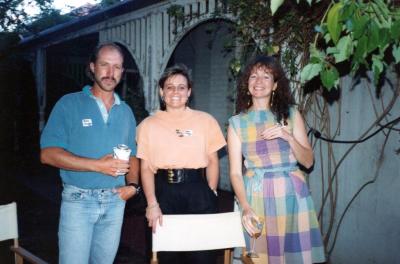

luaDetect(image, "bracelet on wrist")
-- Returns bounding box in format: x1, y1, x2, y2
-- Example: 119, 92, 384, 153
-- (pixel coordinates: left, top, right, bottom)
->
146, 202, 159, 210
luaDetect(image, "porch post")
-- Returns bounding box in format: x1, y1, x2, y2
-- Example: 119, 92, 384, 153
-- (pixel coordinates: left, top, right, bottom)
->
35, 48, 46, 131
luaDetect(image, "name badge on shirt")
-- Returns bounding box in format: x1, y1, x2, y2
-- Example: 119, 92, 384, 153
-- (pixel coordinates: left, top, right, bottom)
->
82, 119, 93, 127
176, 129, 193, 137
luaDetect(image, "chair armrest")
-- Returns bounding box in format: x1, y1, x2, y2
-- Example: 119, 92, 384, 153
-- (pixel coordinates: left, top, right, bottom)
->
10, 246, 48, 264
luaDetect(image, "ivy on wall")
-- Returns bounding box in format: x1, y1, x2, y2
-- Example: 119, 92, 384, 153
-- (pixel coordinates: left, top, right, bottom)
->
300, 0, 400, 90
227, 0, 400, 90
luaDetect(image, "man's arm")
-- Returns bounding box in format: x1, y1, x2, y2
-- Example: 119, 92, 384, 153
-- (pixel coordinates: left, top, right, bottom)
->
40, 147, 129, 176
116, 156, 140, 200
125, 156, 139, 185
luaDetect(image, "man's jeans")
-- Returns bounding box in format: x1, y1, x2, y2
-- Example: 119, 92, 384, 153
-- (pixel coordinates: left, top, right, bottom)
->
59, 184, 126, 264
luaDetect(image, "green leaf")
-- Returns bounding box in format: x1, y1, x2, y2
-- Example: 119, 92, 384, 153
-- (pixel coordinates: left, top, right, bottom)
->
327, 2, 343, 44
372, 55, 384, 85
334, 36, 353, 63
345, 19, 353, 31
300, 63, 322, 83
341, 2, 356, 21
367, 20, 380, 53
309, 57, 322, 64
353, 15, 369, 40
371, 0, 391, 28
378, 28, 390, 49
229, 58, 242, 76
324, 33, 332, 43
264, 45, 279, 55
310, 45, 326, 61
320, 66, 339, 90
350, 61, 360, 75
393, 44, 400, 64
326, 47, 339, 55
391, 19, 400, 40
354, 35, 368, 63
271, 0, 284, 15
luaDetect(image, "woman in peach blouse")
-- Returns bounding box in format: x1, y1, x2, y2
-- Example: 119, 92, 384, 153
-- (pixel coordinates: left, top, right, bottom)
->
136, 64, 226, 264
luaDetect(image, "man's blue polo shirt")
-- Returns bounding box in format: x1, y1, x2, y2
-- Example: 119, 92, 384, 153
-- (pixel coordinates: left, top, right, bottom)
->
40, 86, 137, 189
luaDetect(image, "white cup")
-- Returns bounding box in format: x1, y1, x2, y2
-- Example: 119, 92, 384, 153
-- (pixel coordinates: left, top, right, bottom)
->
113, 145, 131, 176
113, 145, 131, 161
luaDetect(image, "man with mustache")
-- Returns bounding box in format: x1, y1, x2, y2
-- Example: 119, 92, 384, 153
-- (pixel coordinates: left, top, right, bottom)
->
40, 42, 139, 264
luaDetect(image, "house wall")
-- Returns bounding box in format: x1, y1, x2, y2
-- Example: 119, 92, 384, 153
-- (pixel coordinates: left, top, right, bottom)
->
308, 72, 400, 263
169, 20, 235, 190
96, 0, 233, 114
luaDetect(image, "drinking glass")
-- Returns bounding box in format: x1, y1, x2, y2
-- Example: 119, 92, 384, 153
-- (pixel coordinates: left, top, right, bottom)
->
246, 216, 264, 258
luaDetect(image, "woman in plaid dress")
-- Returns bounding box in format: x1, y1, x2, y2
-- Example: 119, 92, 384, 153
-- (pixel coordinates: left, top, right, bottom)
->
227, 55, 326, 264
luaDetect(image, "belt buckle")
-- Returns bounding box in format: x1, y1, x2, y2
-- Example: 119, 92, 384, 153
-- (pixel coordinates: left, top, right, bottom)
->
167, 169, 179, 183
167, 169, 184, 184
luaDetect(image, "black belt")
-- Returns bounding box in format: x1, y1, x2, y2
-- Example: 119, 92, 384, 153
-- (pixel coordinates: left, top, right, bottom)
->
156, 168, 205, 184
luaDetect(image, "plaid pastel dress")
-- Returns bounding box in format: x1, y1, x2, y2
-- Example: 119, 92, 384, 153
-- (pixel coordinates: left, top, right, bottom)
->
229, 108, 326, 264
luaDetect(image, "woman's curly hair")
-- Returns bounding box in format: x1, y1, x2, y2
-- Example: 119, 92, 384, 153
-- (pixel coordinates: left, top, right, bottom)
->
235, 55, 295, 124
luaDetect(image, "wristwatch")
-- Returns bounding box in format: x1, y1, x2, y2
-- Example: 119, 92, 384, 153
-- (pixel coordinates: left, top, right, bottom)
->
127, 182, 141, 195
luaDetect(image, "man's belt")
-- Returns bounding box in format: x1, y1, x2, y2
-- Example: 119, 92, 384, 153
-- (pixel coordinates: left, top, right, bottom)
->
156, 168, 205, 184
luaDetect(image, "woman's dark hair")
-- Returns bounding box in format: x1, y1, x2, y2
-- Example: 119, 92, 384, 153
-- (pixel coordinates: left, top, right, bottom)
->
158, 63, 193, 110
86, 42, 125, 81
236, 55, 295, 124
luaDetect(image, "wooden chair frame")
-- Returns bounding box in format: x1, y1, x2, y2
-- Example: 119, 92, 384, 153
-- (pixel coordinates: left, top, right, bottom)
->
0, 202, 48, 264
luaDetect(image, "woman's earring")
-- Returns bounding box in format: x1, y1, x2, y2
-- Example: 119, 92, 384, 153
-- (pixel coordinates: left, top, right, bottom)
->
246, 91, 250, 95
271, 91, 275, 107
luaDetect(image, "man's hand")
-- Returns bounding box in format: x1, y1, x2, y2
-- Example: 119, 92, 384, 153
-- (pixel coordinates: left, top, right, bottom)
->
114, 186, 136, 200
96, 154, 130, 177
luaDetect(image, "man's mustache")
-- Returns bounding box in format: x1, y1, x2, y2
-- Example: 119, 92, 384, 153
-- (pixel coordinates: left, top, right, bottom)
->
101, 77, 116, 83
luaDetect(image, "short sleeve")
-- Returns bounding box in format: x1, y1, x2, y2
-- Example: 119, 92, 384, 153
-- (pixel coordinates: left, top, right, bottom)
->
228, 116, 236, 130
207, 116, 226, 154
40, 99, 68, 149
228, 115, 241, 141
136, 119, 149, 161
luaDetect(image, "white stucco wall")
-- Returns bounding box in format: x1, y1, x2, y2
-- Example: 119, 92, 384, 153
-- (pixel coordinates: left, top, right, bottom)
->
308, 72, 400, 263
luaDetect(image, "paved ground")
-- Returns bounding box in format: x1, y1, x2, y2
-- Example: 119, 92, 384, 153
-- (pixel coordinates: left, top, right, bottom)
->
0, 162, 234, 264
